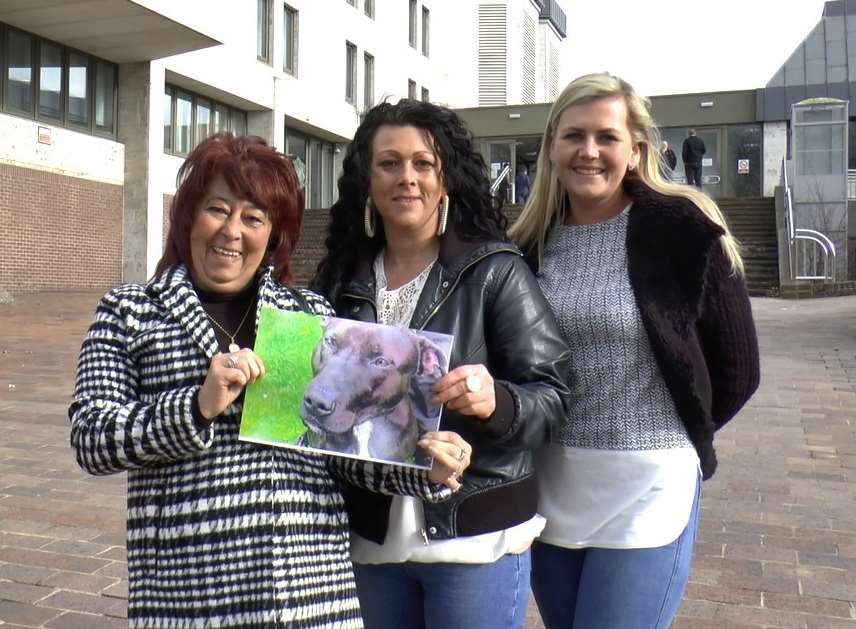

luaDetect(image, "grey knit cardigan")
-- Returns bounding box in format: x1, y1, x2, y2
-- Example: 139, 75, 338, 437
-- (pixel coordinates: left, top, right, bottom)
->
69, 265, 446, 628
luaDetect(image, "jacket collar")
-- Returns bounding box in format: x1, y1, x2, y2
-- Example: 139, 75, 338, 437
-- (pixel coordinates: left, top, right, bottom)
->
148, 264, 274, 358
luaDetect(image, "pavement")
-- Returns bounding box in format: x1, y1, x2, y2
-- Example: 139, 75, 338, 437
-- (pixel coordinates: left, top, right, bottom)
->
0, 291, 855, 628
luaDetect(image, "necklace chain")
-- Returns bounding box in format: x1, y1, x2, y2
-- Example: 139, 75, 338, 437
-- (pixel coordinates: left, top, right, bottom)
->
204, 297, 255, 353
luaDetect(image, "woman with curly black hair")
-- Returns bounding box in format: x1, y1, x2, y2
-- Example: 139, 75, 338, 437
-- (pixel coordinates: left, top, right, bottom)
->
312, 99, 571, 629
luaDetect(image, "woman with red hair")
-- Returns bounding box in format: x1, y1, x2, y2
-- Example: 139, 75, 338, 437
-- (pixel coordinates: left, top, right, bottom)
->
69, 133, 470, 628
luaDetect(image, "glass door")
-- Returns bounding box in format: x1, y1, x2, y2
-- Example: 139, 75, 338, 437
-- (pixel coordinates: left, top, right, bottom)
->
488, 141, 515, 204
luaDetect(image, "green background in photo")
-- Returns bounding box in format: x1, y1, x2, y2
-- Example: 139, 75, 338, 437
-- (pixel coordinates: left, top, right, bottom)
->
240, 307, 323, 444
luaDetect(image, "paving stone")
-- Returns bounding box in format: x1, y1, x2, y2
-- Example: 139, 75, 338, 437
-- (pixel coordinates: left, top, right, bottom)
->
44, 611, 127, 629
0, 599, 62, 626
0, 579, 55, 604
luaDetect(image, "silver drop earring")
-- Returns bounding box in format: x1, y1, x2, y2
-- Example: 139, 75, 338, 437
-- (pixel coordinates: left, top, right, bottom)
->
364, 197, 375, 238
436, 195, 449, 236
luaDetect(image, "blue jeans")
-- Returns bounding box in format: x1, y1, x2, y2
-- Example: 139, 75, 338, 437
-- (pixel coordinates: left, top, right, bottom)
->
531, 476, 701, 629
353, 551, 531, 629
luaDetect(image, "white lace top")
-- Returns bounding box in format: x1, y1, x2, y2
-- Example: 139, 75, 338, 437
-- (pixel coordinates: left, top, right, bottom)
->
373, 251, 436, 326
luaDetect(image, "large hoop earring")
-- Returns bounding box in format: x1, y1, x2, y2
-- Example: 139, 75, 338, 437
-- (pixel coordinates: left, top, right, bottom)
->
364, 198, 375, 238
436, 195, 449, 236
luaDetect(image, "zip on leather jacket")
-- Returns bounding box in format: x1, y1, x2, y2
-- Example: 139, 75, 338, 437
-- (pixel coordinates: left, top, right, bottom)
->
332, 228, 572, 542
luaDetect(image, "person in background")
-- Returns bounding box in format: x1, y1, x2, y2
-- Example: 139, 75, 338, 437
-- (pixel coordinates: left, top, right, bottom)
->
515, 164, 531, 204
69, 133, 471, 629
509, 73, 760, 629
660, 140, 677, 180
682, 128, 706, 188
312, 99, 571, 629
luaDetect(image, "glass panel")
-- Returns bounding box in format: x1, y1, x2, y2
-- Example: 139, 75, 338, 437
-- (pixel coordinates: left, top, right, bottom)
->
175, 91, 192, 154
163, 89, 173, 152
409, 0, 417, 47
408, 79, 416, 99
363, 53, 374, 109
345, 43, 356, 102
195, 98, 210, 146
365, 0, 374, 18
257, 0, 270, 61
422, 7, 429, 56
284, 6, 297, 75
213, 103, 229, 133
231, 109, 247, 136
725, 124, 762, 198
421, 87, 429, 102
39, 41, 62, 119
286, 129, 308, 190
67, 52, 89, 126
310, 140, 323, 208
489, 142, 513, 204
94, 60, 115, 133
6, 30, 34, 114
322, 143, 334, 208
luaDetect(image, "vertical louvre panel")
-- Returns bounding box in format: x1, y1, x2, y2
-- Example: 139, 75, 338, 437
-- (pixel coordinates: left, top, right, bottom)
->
479, 4, 507, 106
522, 11, 536, 104
548, 39, 560, 101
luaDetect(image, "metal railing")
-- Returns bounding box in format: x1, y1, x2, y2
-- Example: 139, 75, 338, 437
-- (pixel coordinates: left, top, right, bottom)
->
782, 158, 837, 281
490, 163, 511, 195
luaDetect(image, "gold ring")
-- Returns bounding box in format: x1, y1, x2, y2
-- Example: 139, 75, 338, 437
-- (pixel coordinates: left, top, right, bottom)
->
465, 375, 482, 393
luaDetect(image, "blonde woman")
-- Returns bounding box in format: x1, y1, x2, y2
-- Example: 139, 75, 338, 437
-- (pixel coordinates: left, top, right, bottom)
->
510, 73, 760, 628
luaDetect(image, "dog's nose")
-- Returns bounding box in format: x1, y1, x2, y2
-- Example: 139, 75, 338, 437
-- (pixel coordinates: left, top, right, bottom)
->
304, 392, 336, 417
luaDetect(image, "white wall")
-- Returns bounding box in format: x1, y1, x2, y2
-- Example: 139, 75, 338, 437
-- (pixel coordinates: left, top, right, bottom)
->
0, 113, 124, 184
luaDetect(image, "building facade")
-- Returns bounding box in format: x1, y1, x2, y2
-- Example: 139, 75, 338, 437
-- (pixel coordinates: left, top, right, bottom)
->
0, 0, 568, 294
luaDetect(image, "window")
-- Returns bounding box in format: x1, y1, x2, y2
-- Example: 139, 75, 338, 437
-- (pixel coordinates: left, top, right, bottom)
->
365, 0, 374, 18
257, 0, 272, 63
94, 59, 116, 134
163, 87, 173, 152
38, 41, 62, 120
164, 85, 248, 156
422, 7, 430, 57
286, 127, 337, 209
409, 0, 417, 48
408, 79, 417, 99
421, 87, 429, 102
0, 23, 117, 137
345, 41, 357, 104
5, 28, 34, 114
66, 51, 90, 127
283, 4, 298, 76
363, 53, 374, 110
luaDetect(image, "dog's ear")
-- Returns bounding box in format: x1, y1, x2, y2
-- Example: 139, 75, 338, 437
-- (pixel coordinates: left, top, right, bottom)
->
416, 337, 446, 377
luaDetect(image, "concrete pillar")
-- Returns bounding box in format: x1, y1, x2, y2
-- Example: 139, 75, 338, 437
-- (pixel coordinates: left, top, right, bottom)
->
118, 61, 166, 283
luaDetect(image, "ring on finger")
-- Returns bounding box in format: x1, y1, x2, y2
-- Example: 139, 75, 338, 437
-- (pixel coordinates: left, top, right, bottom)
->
226, 354, 239, 369
456, 447, 466, 462
465, 375, 482, 393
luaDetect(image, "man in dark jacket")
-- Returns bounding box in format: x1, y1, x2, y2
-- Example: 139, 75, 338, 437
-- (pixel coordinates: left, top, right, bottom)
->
682, 129, 706, 189
660, 141, 677, 180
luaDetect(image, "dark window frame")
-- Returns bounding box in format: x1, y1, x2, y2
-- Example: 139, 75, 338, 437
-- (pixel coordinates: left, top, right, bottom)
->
257, 0, 273, 64
364, 0, 375, 18
421, 86, 429, 102
283, 3, 298, 76
408, 79, 416, 99
363, 52, 374, 110
408, 0, 417, 48
0, 22, 117, 139
421, 6, 430, 57
164, 83, 249, 158
345, 41, 357, 104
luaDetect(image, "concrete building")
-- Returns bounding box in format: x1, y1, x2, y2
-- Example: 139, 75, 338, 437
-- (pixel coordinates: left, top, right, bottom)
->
0, 0, 568, 294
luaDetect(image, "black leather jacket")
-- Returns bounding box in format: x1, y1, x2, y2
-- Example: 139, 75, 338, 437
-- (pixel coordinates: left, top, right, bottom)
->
333, 228, 572, 542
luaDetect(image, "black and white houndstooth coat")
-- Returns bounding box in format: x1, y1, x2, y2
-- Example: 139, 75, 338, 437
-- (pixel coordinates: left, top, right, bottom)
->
69, 265, 446, 628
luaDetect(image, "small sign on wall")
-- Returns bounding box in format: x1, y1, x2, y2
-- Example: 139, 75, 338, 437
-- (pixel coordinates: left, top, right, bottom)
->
737, 159, 750, 174
702, 157, 713, 167
37, 126, 52, 145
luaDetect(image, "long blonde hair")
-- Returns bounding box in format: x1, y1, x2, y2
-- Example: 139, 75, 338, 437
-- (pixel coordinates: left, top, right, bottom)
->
508, 72, 743, 275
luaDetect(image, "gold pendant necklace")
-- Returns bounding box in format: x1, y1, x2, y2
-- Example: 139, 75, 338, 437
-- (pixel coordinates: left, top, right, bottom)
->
204, 297, 255, 353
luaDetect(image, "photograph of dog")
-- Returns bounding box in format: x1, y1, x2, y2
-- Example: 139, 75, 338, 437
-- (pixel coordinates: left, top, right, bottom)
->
298, 318, 452, 467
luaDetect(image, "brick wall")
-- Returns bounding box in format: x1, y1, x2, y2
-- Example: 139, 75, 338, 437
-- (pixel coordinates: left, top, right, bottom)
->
163, 194, 173, 247
0, 163, 122, 293
291, 208, 331, 288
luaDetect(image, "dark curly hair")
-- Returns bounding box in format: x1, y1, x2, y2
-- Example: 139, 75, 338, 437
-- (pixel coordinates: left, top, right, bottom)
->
311, 99, 507, 303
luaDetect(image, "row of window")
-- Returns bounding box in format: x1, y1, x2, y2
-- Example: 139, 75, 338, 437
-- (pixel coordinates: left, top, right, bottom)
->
163, 86, 248, 157
345, 42, 429, 108
0, 22, 117, 137
409, 0, 430, 56
345, 0, 375, 19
